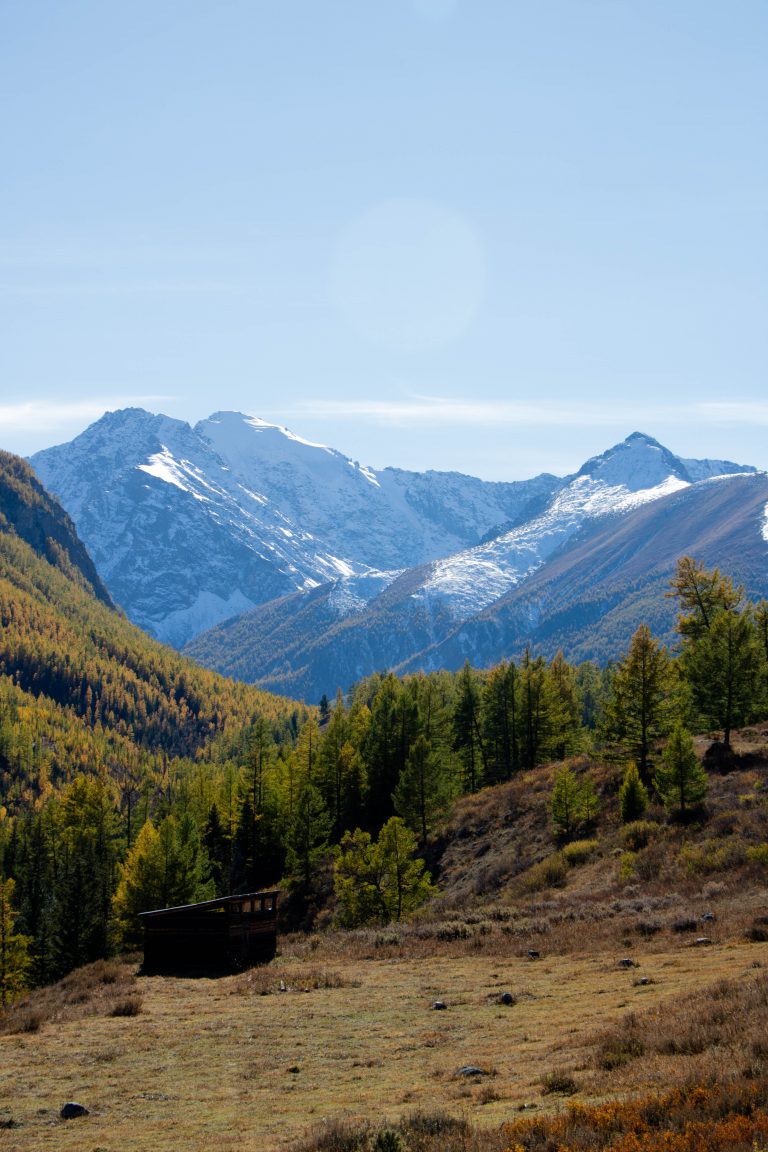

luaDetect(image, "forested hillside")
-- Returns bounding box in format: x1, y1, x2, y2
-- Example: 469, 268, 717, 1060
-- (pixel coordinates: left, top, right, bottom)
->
0, 453, 308, 983
1, 450, 767, 1005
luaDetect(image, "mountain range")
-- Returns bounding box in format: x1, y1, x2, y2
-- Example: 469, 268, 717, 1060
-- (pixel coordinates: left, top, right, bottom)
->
31, 410, 767, 701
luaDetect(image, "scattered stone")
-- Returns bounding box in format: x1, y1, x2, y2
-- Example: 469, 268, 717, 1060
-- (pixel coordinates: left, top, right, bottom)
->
617, 958, 636, 968
457, 1065, 487, 1078
701, 912, 715, 922
527, 950, 540, 960
60, 1102, 90, 1120
432, 1000, 447, 1010
637, 977, 651, 986
499, 992, 515, 1006
695, 936, 712, 946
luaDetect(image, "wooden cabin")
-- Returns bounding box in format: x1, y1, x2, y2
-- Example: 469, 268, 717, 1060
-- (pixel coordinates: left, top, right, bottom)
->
139, 891, 279, 975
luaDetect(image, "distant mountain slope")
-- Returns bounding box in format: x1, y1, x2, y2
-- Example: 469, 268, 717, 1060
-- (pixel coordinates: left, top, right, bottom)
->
185, 435, 765, 700
0, 452, 305, 791
32, 408, 557, 646
0, 450, 113, 607
407, 470, 768, 674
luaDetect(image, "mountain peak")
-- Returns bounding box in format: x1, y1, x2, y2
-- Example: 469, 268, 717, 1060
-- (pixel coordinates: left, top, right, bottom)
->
575, 431, 691, 490
196, 411, 338, 463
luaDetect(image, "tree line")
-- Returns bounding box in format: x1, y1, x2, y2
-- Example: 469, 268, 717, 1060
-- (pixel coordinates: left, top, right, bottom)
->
1, 557, 767, 999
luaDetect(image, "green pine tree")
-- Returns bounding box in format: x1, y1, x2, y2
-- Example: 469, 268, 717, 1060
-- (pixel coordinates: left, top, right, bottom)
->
618, 763, 649, 823
333, 817, 435, 926
655, 723, 708, 815
551, 764, 599, 841
601, 624, 677, 782
0, 877, 31, 1006
393, 734, 453, 844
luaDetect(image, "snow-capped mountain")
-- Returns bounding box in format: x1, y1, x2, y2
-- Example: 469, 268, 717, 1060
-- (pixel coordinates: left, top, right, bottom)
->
30, 407, 557, 646
184, 433, 765, 699
30, 411, 763, 698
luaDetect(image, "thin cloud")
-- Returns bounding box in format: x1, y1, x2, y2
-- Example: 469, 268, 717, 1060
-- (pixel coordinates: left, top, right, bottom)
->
0, 397, 174, 432
285, 398, 768, 428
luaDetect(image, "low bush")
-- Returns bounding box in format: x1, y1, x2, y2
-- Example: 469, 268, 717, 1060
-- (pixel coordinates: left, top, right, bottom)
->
541, 1068, 579, 1095
679, 837, 747, 876
109, 995, 143, 1017
747, 843, 768, 867
561, 839, 599, 866
522, 853, 568, 892
621, 820, 660, 851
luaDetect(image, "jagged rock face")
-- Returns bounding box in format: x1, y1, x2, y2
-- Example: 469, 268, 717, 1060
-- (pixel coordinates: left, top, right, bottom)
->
30, 408, 557, 646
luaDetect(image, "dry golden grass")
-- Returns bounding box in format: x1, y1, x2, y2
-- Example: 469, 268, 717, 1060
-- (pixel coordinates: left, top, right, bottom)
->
2, 937, 767, 1151
3, 736, 767, 1150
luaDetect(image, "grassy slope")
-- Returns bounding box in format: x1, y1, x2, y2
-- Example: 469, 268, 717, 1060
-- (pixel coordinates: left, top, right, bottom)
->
3, 729, 768, 1150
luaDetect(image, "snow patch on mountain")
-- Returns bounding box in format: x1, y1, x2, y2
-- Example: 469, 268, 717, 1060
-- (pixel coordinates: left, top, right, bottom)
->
414, 467, 691, 618
327, 571, 402, 617
762, 503, 768, 543
150, 588, 258, 649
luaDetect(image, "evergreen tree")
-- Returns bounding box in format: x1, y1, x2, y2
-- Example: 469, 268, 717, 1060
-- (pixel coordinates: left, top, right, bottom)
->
393, 734, 453, 844
452, 661, 487, 791
518, 648, 551, 769
550, 764, 599, 841
316, 690, 366, 838
0, 877, 30, 1006
547, 651, 583, 761
482, 661, 519, 782
618, 762, 649, 823
10, 807, 56, 984
670, 557, 761, 750
286, 782, 331, 891
333, 817, 435, 926
52, 776, 118, 975
203, 802, 230, 894
669, 556, 741, 639
362, 675, 404, 827
113, 815, 214, 948
602, 624, 677, 781
683, 607, 759, 749
756, 600, 768, 711
655, 723, 708, 815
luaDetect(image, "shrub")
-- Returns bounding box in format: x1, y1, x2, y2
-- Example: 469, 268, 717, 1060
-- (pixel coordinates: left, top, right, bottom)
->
622, 820, 660, 850
7, 1008, 43, 1034
598, 1034, 645, 1070
679, 837, 747, 877
541, 1068, 578, 1095
747, 843, 768, 867
562, 839, 599, 866
671, 916, 698, 934
109, 995, 143, 1017
372, 1130, 404, 1152
523, 853, 568, 892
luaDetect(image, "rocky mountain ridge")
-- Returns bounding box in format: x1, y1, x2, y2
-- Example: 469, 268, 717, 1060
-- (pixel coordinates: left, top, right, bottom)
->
29, 410, 765, 700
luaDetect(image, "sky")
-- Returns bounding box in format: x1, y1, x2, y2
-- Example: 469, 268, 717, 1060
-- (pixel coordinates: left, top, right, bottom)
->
1, 1, 766, 480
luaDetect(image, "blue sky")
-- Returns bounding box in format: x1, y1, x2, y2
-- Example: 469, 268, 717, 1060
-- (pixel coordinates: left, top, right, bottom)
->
1, 1, 766, 479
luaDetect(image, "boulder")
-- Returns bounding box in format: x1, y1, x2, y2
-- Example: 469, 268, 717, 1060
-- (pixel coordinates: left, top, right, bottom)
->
60, 1103, 89, 1120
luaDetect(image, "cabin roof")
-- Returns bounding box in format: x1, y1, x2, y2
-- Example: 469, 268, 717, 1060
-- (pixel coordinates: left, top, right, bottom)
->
138, 891, 279, 919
